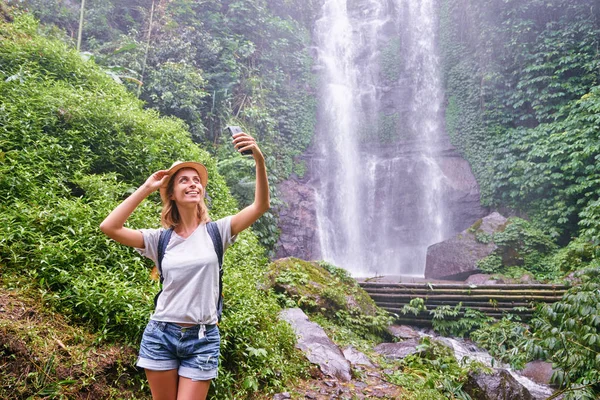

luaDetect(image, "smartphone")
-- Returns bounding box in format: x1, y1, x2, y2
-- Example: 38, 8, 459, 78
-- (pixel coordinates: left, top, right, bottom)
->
225, 125, 252, 156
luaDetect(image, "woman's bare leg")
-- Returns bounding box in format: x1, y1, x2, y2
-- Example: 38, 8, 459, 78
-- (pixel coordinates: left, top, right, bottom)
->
176, 377, 211, 400
145, 369, 179, 400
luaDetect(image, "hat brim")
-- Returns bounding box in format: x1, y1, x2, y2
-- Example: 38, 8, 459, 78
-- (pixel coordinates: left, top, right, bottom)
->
159, 161, 208, 203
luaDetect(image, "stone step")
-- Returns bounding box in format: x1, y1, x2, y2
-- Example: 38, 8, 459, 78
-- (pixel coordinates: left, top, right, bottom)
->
359, 281, 568, 325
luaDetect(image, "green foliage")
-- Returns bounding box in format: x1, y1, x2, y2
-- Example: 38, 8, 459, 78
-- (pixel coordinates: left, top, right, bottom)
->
431, 304, 494, 337
474, 218, 559, 280
386, 337, 477, 400
527, 280, 600, 398
0, 15, 305, 398
580, 198, 600, 245
439, 0, 600, 248
549, 237, 598, 275
492, 88, 600, 241
401, 297, 427, 317
476, 254, 503, 274
11, 0, 318, 253
144, 61, 209, 140
471, 316, 531, 369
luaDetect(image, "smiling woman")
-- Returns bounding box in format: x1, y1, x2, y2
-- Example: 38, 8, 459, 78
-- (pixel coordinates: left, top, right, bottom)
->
160, 162, 210, 234
99, 131, 270, 400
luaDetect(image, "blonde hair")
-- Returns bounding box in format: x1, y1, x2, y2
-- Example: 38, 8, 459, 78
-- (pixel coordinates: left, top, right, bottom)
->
160, 170, 211, 228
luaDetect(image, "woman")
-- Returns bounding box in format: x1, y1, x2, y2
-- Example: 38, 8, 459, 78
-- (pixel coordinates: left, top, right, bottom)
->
100, 131, 269, 400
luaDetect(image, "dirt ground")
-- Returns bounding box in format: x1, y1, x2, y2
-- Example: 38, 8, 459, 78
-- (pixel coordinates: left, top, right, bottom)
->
0, 289, 146, 399
274, 363, 404, 399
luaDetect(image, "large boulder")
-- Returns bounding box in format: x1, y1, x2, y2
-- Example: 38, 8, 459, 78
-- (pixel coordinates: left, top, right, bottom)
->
464, 369, 535, 400
279, 308, 352, 382
424, 212, 508, 280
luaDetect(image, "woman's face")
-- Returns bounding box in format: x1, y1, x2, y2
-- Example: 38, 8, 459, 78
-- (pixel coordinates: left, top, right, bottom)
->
170, 168, 204, 205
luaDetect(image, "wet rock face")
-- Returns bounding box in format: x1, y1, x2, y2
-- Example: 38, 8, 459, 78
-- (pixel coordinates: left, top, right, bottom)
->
521, 361, 556, 386
464, 369, 535, 400
373, 338, 422, 360
424, 212, 508, 280
275, 177, 320, 261
342, 346, 376, 367
275, 143, 488, 270
387, 324, 421, 340
279, 308, 352, 382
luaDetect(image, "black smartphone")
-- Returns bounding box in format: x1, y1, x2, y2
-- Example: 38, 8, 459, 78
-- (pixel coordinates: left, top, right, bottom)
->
225, 125, 252, 156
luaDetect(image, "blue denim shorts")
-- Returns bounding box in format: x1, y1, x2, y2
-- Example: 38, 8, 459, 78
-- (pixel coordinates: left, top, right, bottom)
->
137, 320, 220, 381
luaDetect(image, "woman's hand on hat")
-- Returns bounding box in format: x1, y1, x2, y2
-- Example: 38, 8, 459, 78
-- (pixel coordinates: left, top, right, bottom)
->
144, 170, 169, 192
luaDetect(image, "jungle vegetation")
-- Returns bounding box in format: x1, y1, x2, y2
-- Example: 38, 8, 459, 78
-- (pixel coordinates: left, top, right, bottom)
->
439, 0, 600, 397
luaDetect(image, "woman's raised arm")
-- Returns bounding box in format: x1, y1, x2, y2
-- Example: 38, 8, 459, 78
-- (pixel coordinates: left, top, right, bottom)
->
230, 132, 270, 237
100, 170, 169, 248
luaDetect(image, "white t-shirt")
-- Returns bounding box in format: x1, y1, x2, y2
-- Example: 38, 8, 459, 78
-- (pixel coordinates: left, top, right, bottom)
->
136, 217, 235, 325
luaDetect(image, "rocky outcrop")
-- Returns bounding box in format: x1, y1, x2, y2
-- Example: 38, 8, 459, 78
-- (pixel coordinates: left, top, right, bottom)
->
279, 308, 352, 382
275, 141, 488, 273
464, 369, 535, 400
373, 338, 422, 360
266, 258, 379, 317
387, 324, 421, 340
424, 212, 508, 280
342, 346, 376, 367
275, 177, 320, 261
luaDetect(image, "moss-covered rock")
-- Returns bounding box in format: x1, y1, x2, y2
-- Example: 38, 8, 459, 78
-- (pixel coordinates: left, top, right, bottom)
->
266, 258, 393, 340
267, 258, 378, 316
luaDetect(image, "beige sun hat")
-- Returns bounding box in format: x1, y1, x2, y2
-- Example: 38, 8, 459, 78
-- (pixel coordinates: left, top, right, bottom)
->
159, 161, 208, 203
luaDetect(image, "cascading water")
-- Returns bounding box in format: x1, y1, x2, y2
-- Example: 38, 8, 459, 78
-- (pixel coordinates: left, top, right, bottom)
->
313, 0, 454, 276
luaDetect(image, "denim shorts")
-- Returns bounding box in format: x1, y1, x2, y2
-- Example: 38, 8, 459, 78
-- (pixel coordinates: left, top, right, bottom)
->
137, 320, 220, 381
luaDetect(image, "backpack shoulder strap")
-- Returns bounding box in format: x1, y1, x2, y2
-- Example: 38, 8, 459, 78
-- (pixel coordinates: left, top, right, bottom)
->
154, 227, 173, 308
206, 221, 223, 269
157, 227, 174, 284
206, 221, 224, 321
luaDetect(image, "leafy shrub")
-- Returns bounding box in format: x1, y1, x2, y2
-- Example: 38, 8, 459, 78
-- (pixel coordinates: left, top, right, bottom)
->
470, 316, 531, 369
474, 218, 560, 280
579, 198, 600, 246
527, 279, 600, 399
476, 254, 503, 273
386, 337, 477, 400
548, 236, 598, 274
431, 304, 494, 338
401, 297, 427, 316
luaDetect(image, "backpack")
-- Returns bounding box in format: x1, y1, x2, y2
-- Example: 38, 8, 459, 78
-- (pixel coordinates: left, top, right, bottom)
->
154, 222, 225, 321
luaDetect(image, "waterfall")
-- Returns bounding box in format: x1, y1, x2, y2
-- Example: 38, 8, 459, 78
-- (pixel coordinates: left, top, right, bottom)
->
313, 0, 451, 277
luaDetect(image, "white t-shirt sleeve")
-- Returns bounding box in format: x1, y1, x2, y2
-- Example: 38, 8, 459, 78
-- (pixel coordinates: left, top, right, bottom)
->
214, 216, 237, 253
135, 228, 163, 264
